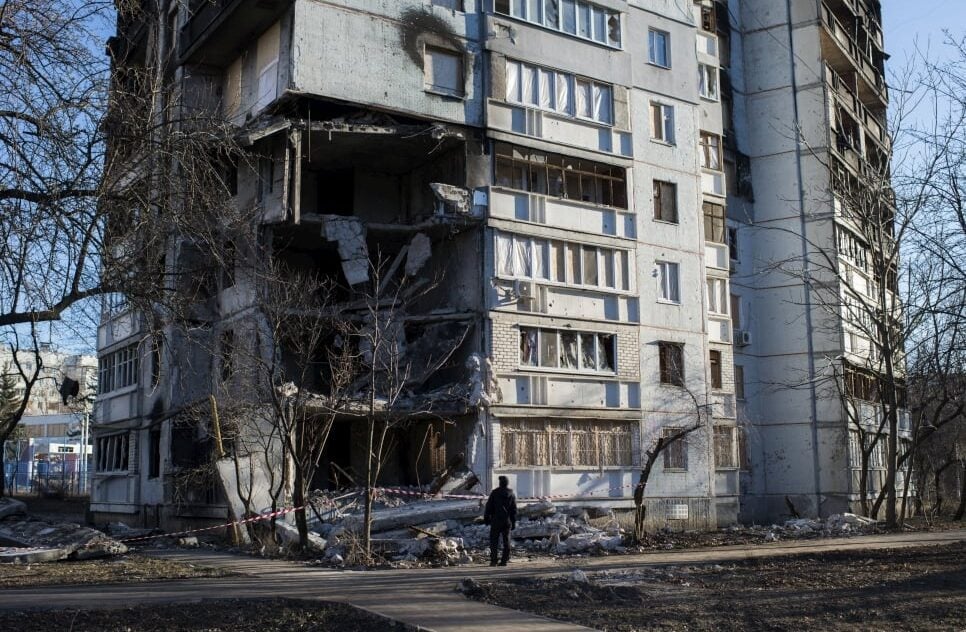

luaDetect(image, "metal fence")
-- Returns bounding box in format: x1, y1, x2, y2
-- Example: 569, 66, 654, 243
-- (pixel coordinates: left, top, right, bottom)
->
4, 462, 90, 497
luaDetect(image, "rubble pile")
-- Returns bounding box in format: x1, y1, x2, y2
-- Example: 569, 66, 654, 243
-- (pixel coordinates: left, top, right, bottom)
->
0, 498, 129, 564
303, 492, 627, 566
730, 512, 880, 543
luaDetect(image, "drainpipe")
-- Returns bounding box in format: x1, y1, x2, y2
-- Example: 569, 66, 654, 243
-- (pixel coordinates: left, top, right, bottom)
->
785, 0, 823, 516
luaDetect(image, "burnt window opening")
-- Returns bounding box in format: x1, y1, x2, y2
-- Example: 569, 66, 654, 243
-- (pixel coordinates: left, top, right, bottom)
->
96, 433, 130, 472
257, 156, 275, 203
309, 168, 354, 216
170, 424, 196, 468
220, 329, 235, 382
148, 428, 161, 478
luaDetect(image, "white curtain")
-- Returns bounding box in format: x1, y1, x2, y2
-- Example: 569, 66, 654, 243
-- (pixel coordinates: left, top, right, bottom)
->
539, 68, 553, 110
496, 233, 514, 276
575, 79, 591, 118
555, 72, 571, 114
506, 60, 520, 103
592, 83, 612, 123
513, 236, 533, 278
533, 239, 548, 280
522, 65, 536, 106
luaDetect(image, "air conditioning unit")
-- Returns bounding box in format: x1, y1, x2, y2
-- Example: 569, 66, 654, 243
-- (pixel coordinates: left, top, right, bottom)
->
734, 329, 752, 347
514, 279, 535, 304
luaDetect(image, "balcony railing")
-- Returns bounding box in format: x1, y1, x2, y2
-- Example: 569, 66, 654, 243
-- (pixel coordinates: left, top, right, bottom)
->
821, 3, 888, 106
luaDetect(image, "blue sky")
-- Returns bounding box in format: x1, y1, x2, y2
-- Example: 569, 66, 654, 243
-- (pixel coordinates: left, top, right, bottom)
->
884, 0, 964, 67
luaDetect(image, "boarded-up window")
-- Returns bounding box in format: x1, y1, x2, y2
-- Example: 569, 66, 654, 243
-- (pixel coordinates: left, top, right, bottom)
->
662, 428, 688, 470
714, 426, 737, 469
501, 419, 632, 467
424, 47, 464, 96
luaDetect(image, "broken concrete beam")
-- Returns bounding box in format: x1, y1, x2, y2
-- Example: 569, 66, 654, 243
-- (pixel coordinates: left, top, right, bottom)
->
512, 522, 570, 540
430, 183, 472, 215
518, 499, 556, 519
275, 522, 327, 552
341, 499, 483, 533
405, 233, 432, 277
0, 547, 69, 564
0, 498, 27, 521
322, 215, 370, 286
0, 519, 127, 560
439, 468, 480, 496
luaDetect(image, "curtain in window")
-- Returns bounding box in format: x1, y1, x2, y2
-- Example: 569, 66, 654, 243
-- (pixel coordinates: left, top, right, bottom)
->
555, 72, 571, 114
506, 60, 520, 102
575, 79, 591, 118
598, 334, 614, 371
533, 239, 548, 280
580, 333, 597, 369
538, 68, 554, 109
513, 236, 532, 277
520, 328, 537, 365
560, 332, 578, 368
594, 84, 613, 124
496, 232, 514, 275
521, 64, 536, 106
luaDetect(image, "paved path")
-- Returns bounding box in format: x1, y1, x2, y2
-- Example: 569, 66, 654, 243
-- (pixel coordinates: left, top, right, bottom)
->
0, 529, 962, 632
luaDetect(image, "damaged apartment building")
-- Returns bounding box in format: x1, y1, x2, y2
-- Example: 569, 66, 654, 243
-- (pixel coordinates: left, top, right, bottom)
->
93, 0, 898, 531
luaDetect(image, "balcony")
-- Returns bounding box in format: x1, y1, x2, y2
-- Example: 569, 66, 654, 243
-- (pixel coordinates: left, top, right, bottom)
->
826, 64, 890, 153
820, 3, 888, 108
179, 0, 290, 65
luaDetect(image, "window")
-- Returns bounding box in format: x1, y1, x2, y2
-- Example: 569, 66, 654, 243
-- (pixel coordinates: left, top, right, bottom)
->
494, 142, 628, 208
650, 102, 674, 143
96, 433, 129, 472
257, 157, 274, 203
730, 293, 741, 327
714, 426, 738, 469
710, 350, 722, 389
501, 419, 633, 467
703, 202, 725, 243
727, 226, 739, 261
659, 342, 685, 386
657, 261, 680, 303
148, 429, 161, 478
648, 29, 670, 67
734, 365, 745, 400
700, 132, 722, 170
504, 59, 614, 124
495, 0, 622, 48
653, 180, 678, 223
520, 327, 616, 373
495, 232, 629, 290
662, 427, 688, 470
98, 344, 140, 394
104, 293, 129, 317
220, 330, 234, 382
707, 278, 729, 315
698, 63, 719, 100
424, 46, 464, 96
701, 5, 716, 33
432, 0, 463, 9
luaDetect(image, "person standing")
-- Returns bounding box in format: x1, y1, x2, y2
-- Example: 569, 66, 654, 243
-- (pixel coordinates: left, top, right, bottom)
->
483, 475, 517, 566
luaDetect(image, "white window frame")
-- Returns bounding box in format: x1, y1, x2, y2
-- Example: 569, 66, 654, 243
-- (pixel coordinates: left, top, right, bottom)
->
657, 261, 680, 304
519, 326, 617, 374
496, 0, 622, 48
98, 343, 140, 394
95, 432, 130, 473
500, 419, 633, 467
698, 63, 719, 101
648, 28, 671, 68
650, 102, 675, 144
495, 232, 629, 291
707, 277, 730, 315
505, 59, 614, 125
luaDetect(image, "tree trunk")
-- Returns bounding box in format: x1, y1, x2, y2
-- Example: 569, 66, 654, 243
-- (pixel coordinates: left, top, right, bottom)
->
293, 466, 308, 551
885, 409, 899, 527
954, 463, 966, 522
0, 447, 6, 497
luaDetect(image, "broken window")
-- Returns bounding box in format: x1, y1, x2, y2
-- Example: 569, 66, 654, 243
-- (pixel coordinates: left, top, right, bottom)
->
424, 46, 464, 97
698, 63, 719, 101
653, 180, 678, 223
96, 433, 129, 472
493, 142, 627, 208
657, 261, 680, 303
431, 0, 464, 9
700, 132, 722, 170
148, 428, 161, 478
710, 349, 723, 389
650, 102, 674, 143
501, 419, 632, 467
662, 428, 688, 470
659, 342, 685, 386
220, 330, 234, 382
703, 202, 726, 243
519, 327, 616, 373
714, 426, 737, 469
98, 344, 140, 394
728, 226, 739, 262
497, 0, 620, 46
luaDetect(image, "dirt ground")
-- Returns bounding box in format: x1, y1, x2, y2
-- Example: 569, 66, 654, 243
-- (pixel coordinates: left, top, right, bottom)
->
463, 542, 966, 631
0, 599, 408, 631
0, 554, 231, 588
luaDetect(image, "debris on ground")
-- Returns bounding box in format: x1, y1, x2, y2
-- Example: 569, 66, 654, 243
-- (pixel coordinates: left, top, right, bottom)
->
0, 500, 129, 563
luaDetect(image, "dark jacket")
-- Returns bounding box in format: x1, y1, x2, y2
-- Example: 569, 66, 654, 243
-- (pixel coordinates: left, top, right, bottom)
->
484, 486, 517, 529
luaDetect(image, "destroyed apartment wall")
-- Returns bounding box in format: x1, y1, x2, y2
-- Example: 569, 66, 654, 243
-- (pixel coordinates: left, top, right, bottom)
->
290, 1, 484, 127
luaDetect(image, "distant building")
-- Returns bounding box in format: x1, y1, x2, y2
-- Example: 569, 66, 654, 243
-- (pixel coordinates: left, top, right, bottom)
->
0, 345, 97, 416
